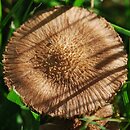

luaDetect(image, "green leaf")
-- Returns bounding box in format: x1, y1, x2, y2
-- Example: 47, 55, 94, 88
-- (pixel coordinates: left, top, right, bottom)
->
49, 0, 60, 7
7, 89, 24, 107
31, 111, 40, 121
73, 0, 84, 6
7, 89, 40, 129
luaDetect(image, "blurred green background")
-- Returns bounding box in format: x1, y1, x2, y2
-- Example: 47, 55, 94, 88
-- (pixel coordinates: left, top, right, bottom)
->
0, 0, 130, 130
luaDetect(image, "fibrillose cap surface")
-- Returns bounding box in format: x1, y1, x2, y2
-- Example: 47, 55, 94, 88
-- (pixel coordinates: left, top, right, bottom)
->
3, 6, 127, 118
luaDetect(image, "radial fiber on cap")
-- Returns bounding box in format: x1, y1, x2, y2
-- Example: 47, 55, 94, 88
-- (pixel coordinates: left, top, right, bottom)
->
3, 6, 127, 117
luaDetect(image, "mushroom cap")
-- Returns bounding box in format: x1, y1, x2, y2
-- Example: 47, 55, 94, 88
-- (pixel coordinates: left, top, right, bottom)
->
3, 6, 127, 118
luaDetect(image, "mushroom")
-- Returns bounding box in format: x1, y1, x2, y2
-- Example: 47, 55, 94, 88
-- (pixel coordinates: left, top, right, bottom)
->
3, 6, 127, 118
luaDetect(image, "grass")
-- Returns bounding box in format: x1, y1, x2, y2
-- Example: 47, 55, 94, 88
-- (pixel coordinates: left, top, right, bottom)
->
112, 24, 130, 37
0, 0, 130, 130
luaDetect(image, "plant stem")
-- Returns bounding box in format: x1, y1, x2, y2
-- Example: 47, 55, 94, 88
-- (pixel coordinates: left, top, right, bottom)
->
91, 0, 94, 9
112, 24, 130, 37
22, 0, 33, 22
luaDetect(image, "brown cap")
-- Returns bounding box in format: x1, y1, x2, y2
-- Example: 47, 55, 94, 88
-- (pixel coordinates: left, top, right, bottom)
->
3, 6, 127, 118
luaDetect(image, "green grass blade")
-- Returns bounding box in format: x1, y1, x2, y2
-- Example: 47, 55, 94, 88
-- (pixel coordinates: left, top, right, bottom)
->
2, 0, 24, 28
112, 23, 130, 36
7, 89, 24, 107
31, 111, 40, 121
30, 3, 43, 16
22, 0, 34, 22
122, 89, 130, 105
122, 122, 130, 130
107, 118, 122, 123
73, 0, 84, 6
